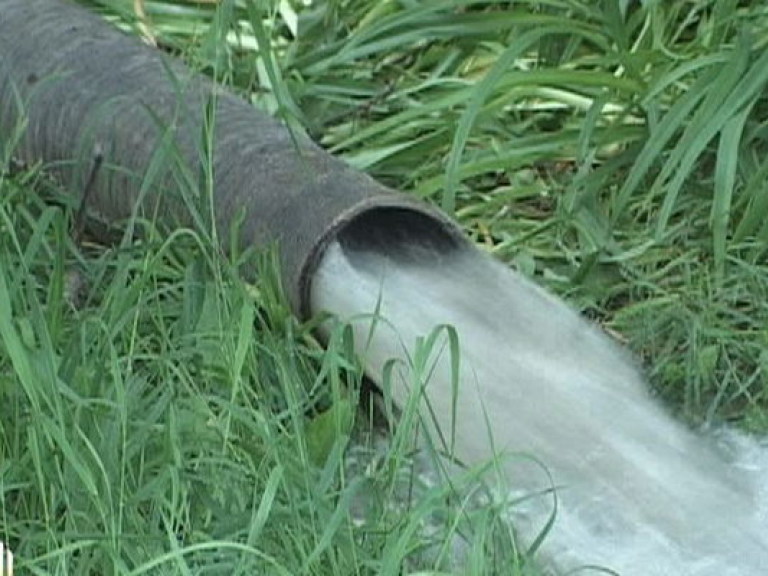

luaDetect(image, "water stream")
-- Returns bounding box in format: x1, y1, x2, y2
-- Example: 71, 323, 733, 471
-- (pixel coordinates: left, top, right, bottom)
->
310, 235, 768, 575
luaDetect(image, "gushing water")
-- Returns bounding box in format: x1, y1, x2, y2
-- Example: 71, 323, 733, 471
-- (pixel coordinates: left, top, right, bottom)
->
311, 233, 768, 575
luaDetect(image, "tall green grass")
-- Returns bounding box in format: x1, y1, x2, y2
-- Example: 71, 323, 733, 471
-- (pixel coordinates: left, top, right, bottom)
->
2, 166, 518, 573
1, 0, 767, 573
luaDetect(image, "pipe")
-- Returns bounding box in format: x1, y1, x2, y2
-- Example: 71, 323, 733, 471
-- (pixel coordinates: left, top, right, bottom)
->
0, 0, 467, 317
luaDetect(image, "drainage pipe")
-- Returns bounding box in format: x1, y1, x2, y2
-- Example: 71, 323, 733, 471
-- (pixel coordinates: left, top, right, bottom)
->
0, 0, 467, 317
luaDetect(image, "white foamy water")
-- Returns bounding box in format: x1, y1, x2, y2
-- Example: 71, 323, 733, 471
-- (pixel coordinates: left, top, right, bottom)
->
311, 239, 768, 575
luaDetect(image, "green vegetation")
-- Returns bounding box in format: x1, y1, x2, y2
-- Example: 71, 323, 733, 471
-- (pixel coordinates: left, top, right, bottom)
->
1, 0, 767, 573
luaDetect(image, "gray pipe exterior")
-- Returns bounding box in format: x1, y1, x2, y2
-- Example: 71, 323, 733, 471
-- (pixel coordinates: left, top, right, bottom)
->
0, 0, 466, 317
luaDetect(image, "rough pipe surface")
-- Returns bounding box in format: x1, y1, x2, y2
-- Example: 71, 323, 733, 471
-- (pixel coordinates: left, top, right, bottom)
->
0, 0, 464, 315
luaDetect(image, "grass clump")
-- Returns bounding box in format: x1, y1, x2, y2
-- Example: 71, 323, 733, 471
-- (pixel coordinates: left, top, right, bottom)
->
1, 0, 767, 574
0, 163, 523, 573
0, 167, 497, 573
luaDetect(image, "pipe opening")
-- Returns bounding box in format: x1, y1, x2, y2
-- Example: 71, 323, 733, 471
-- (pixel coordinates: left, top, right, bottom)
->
300, 204, 467, 319
335, 207, 464, 264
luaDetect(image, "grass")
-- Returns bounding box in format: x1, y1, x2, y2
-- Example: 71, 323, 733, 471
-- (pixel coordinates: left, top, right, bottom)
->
1, 0, 768, 573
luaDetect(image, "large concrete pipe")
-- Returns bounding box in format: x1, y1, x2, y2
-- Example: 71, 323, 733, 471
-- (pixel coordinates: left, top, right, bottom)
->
0, 0, 467, 317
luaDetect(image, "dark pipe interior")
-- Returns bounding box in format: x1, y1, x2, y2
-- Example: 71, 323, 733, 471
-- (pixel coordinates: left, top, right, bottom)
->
335, 207, 464, 266
299, 205, 466, 320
